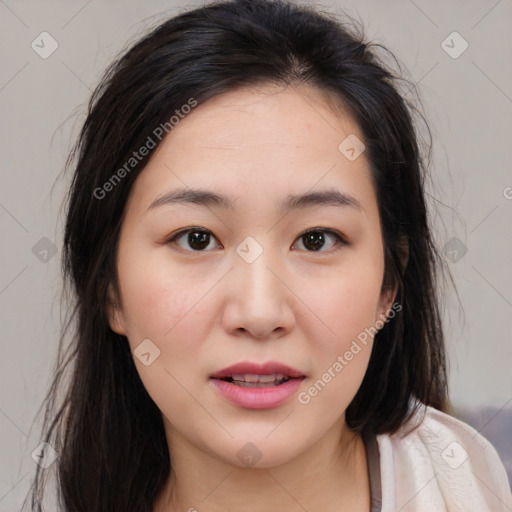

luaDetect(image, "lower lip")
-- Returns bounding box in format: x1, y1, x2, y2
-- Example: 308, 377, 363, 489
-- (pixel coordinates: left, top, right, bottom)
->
209, 377, 305, 409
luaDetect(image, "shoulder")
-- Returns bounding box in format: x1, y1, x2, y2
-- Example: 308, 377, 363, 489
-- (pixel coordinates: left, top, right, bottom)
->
375, 403, 512, 512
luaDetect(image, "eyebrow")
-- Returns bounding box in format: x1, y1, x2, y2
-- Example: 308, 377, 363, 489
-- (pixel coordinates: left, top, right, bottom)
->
146, 187, 364, 214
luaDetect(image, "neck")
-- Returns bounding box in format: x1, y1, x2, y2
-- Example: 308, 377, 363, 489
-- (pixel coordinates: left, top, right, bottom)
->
153, 417, 371, 512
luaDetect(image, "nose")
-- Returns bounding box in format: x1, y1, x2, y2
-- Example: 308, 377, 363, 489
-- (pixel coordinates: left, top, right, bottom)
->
221, 248, 295, 340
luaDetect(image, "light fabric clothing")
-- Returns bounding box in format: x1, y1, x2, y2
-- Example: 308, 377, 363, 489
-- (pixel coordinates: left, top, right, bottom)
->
364, 404, 512, 511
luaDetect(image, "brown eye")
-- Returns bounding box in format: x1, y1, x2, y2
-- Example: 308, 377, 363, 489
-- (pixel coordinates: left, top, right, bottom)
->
293, 229, 346, 253
167, 227, 346, 254
168, 228, 220, 252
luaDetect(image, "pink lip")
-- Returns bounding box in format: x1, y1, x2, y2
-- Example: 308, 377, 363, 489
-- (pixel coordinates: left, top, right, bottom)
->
209, 377, 305, 409
209, 361, 306, 410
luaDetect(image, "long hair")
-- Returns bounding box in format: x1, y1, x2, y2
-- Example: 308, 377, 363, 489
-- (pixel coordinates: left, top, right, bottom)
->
26, 0, 450, 510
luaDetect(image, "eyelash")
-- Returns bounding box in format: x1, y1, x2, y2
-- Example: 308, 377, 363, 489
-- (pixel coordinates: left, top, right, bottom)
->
165, 226, 348, 254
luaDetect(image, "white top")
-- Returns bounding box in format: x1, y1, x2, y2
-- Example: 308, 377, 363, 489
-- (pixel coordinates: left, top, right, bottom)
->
364, 404, 512, 511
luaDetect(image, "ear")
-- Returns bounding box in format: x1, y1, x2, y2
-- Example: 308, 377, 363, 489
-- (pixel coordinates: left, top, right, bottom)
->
376, 285, 396, 323
376, 235, 408, 323
106, 283, 127, 335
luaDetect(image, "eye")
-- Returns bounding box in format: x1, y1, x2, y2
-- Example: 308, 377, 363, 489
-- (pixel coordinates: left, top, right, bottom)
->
166, 227, 347, 253
292, 228, 347, 253
167, 227, 221, 252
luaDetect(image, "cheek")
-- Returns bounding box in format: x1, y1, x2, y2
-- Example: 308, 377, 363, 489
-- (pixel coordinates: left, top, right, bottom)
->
117, 263, 214, 417
300, 262, 384, 351
117, 253, 210, 350
295, 276, 380, 416
294, 254, 384, 408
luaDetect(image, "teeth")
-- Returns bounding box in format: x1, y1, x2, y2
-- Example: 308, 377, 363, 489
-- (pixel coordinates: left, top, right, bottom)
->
259, 373, 284, 383
230, 373, 286, 383
233, 381, 282, 387
232, 373, 258, 383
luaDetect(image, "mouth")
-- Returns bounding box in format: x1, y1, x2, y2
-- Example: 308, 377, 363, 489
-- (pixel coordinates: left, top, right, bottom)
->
209, 361, 306, 409
215, 373, 295, 388
210, 361, 306, 383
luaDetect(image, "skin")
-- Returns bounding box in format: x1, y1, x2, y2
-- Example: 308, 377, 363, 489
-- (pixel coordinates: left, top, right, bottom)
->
107, 83, 396, 512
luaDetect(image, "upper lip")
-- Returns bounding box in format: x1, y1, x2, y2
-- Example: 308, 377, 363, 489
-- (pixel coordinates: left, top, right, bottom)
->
210, 361, 306, 379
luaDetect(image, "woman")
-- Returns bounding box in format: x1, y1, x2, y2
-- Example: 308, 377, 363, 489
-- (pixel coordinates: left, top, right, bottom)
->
26, 0, 511, 510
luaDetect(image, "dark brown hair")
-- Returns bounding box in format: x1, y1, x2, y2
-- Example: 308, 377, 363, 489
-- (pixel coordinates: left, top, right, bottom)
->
26, 0, 449, 510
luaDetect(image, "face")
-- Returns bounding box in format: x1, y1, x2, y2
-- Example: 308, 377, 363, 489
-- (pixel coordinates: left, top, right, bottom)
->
108, 84, 395, 468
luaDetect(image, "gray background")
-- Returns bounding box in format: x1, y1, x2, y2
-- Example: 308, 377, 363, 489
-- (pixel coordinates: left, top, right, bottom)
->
1, 0, 511, 509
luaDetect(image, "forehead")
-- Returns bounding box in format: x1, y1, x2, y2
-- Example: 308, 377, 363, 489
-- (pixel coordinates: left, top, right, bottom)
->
164, 84, 361, 153
124, 84, 376, 218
